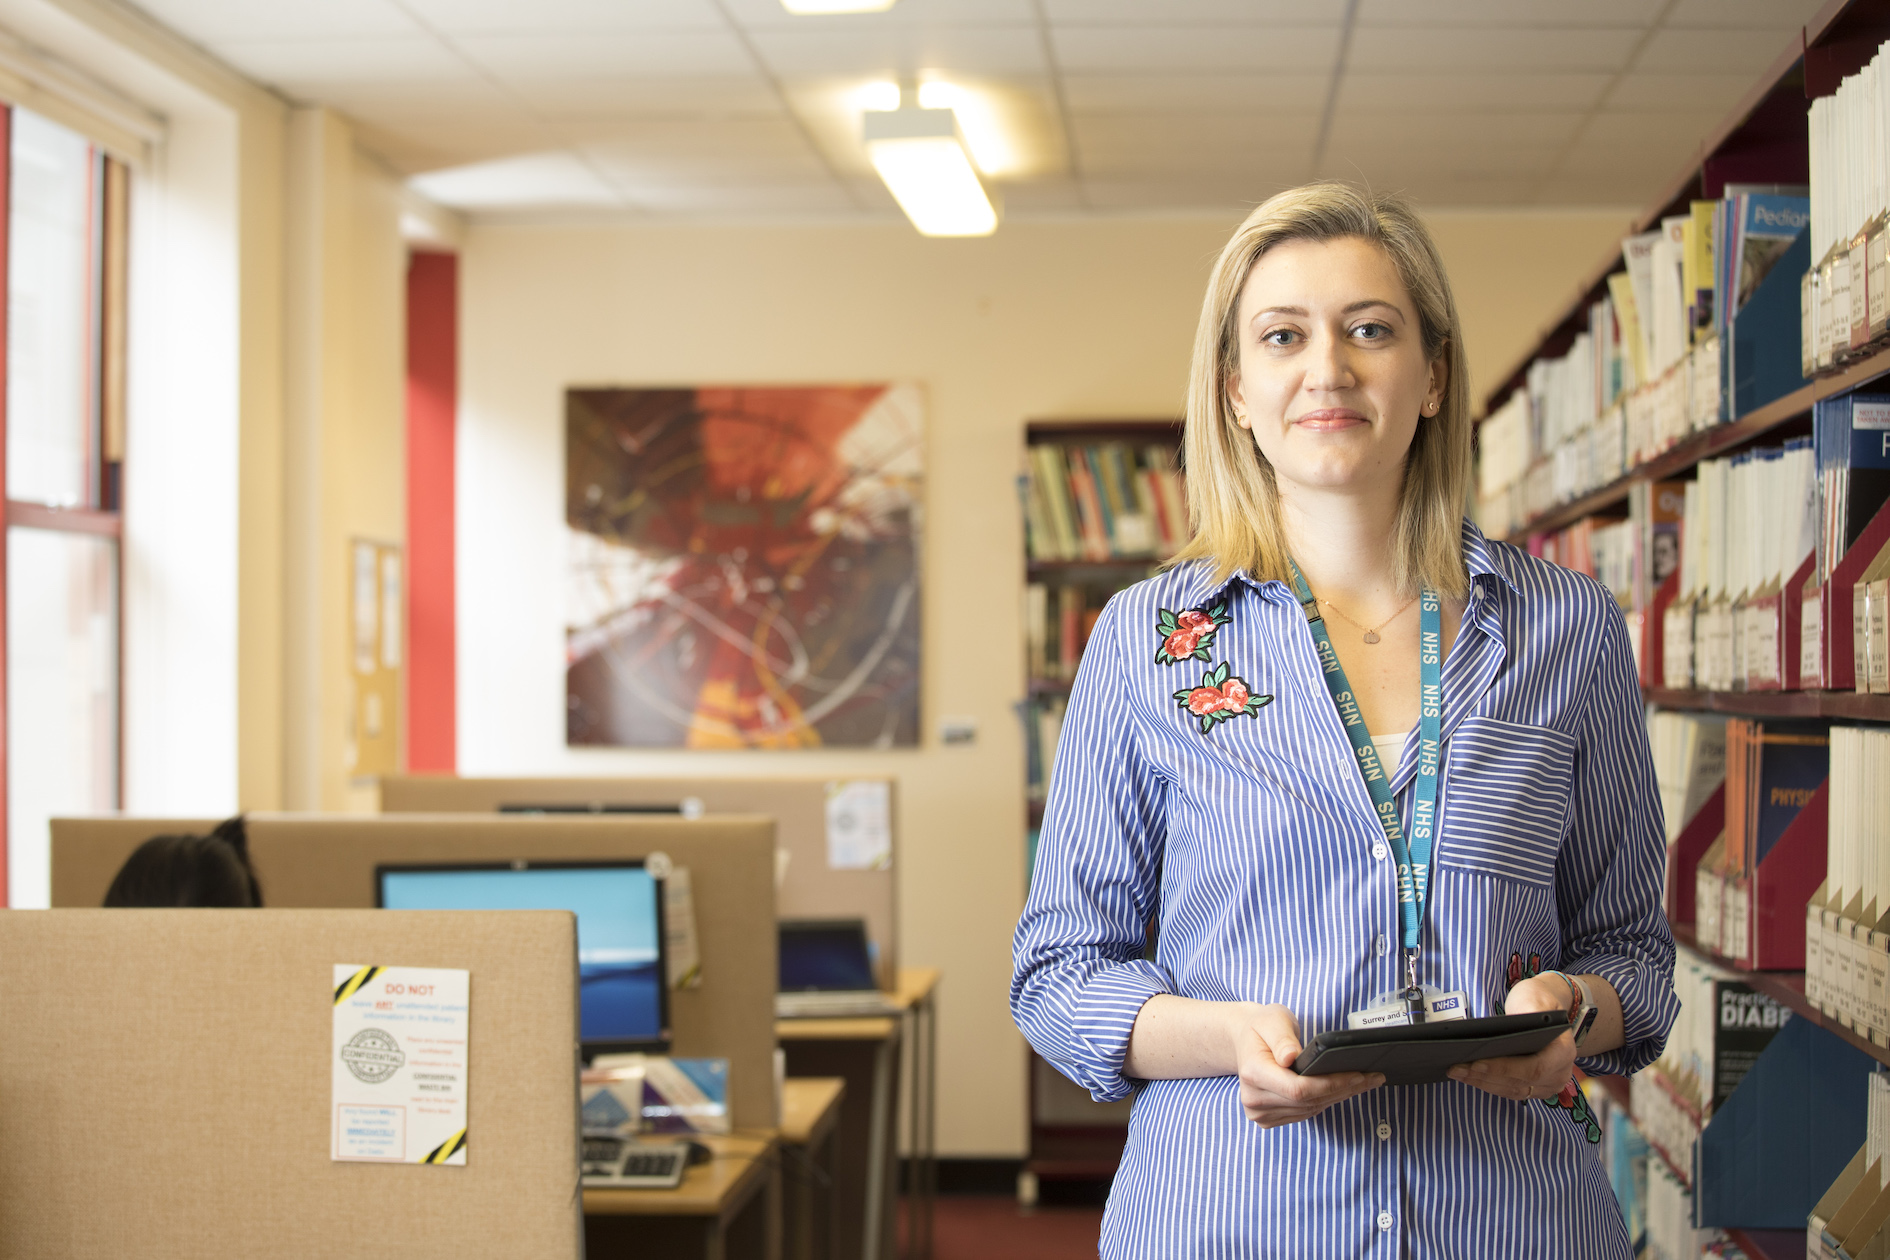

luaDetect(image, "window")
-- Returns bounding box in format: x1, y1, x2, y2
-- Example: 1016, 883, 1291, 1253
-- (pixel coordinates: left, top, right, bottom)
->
3, 105, 128, 907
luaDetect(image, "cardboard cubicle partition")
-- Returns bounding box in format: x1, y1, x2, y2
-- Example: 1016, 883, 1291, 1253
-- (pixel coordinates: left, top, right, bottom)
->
0, 908, 580, 1260
380, 775, 900, 988
52, 812, 779, 1129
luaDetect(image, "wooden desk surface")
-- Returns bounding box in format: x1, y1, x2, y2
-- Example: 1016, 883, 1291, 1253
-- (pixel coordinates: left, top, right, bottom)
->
583, 1133, 777, 1219
773, 967, 941, 1042
780, 1077, 846, 1148
893, 966, 940, 1009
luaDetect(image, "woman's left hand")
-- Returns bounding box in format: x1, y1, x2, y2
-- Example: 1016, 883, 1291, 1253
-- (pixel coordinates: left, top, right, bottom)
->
1444, 975, 1576, 1101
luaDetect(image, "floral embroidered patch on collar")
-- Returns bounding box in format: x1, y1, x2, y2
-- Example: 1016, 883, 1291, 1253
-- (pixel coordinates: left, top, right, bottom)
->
1173, 661, 1272, 733
1155, 604, 1232, 666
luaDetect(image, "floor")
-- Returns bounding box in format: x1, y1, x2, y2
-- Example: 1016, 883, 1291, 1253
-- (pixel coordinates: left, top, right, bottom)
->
909, 1196, 1104, 1260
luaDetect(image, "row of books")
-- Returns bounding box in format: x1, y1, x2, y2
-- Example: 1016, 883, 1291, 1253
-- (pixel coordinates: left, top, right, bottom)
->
1477, 338, 1721, 539
1806, 41, 1890, 378
1525, 516, 1634, 613
1476, 191, 1809, 540
1654, 944, 1795, 1121
1808, 725, 1890, 1042
1024, 582, 1111, 684
1023, 694, 1065, 804
1693, 719, 1826, 970
1809, 1073, 1890, 1260
1024, 441, 1187, 563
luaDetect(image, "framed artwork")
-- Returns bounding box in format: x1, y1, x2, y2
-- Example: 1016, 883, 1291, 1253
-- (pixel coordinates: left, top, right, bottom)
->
565, 383, 923, 748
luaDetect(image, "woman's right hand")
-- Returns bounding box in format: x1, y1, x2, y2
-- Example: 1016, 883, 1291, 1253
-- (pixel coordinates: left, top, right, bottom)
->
1232, 1003, 1384, 1128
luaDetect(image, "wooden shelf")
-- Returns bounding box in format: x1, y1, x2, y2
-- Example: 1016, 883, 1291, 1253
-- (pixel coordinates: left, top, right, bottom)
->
1501, 342, 1890, 543
1672, 925, 1890, 1071
1726, 1228, 1804, 1260
1645, 687, 1890, 721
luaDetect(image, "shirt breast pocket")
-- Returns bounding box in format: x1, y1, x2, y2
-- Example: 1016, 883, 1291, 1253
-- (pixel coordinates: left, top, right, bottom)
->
1437, 716, 1576, 890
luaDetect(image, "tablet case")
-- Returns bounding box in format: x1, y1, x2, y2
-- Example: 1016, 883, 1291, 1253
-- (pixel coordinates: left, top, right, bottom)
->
1293, 1012, 1570, 1086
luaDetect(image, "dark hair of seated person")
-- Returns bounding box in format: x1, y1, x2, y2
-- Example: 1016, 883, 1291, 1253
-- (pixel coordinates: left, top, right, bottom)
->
101, 816, 264, 908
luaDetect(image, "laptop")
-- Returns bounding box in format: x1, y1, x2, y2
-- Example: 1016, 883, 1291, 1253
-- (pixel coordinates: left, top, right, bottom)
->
775, 918, 899, 1018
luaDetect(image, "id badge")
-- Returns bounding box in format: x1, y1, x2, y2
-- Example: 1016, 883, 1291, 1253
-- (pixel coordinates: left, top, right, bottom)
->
1346, 985, 1471, 1029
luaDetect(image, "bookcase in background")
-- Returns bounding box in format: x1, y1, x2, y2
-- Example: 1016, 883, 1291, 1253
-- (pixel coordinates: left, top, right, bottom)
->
1018, 418, 1183, 1204
1473, 4, 1890, 1257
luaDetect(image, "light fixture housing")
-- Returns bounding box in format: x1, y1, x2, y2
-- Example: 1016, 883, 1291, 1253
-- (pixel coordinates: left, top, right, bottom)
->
862, 107, 1000, 238
782, 0, 896, 12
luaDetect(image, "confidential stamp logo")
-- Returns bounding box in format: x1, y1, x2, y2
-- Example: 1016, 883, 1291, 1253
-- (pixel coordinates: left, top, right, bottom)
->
340, 1027, 406, 1084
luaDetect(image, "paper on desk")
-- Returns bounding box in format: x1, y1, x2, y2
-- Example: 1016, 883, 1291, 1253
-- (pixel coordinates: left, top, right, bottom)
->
332, 964, 469, 1165
826, 780, 891, 870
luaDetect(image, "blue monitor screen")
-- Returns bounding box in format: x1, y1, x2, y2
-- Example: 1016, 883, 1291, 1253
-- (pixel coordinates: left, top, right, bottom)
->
379, 864, 665, 1046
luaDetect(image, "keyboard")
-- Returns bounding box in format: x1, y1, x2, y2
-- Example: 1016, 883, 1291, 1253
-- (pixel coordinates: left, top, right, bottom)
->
776, 990, 901, 1018
581, 1136, 688, 1189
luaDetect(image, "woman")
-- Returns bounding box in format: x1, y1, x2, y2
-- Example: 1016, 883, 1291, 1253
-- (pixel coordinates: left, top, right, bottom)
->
1012, 184, 1676, 1257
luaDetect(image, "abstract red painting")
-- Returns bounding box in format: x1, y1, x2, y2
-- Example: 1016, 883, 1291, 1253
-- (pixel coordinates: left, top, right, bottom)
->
565, 384, 922, 748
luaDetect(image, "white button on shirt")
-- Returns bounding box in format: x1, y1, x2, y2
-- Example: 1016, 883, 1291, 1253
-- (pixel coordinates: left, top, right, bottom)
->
1377, 1121, 1392, 1140
1371, 842, 1389, 861
1377, 1212, 1394, 1231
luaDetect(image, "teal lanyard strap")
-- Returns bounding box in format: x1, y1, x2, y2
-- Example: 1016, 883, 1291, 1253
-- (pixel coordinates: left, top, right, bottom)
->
1286, 560, 1443, 994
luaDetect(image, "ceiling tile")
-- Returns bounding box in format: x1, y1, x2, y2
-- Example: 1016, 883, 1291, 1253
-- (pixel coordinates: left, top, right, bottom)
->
1574, 109, 1724, 154
1356, 0, 1662, 26
1604, 70, 1758, 111
355, 117, 554, 173
993, 175, 1088, 213
1314, 169, 1543, 207
401, 0, 727, 34
1324, 110, 1584, 154
1080, 177, 1281, 211
624, 183, 858, 213
453, 30, 755, 78
1053, 25, 1340, 72
1073, 115, 1316, 177
1337, 72, 1609, 111
720, 0, 1035, 27
204, 36, 477, 91
410, 150, 627, 209
1663, 0, 1825, 29
747, 25, 1045, 75
507, 75, 783, 119
1634, 27, 1796, 72
579, 118, 834, 185
1062, 74, 1327, 114
1348, 26, 1642, 72
1043, 0, 1350, 22
127, 0, 420, 42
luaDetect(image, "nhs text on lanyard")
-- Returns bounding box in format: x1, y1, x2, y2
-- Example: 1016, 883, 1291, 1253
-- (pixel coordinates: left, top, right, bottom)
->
1286, 561, 1446, 1022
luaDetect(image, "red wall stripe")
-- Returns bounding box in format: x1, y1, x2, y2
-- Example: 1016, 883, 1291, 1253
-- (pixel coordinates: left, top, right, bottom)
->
405, 250, 457, 774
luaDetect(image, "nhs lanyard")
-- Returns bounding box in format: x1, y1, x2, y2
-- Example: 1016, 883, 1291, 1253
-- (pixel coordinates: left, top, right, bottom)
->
1286, 560, 1442, 992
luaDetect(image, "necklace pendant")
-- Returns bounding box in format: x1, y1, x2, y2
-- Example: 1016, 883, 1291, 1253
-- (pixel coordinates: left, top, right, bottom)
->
1363, 630, 1381, 644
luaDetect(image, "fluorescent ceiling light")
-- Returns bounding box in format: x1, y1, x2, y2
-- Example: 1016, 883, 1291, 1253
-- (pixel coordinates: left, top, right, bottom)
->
863, 107, 999, 237
856, 80, 900, 112
782, 0, 896, 12
916, 80, 1015, 176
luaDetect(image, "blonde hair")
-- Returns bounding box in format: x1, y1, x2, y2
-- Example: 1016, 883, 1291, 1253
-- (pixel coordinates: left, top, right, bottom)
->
1169, 182, 1472, 599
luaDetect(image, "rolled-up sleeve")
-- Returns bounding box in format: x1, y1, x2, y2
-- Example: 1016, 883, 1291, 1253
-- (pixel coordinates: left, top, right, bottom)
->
1555, 597, 1680, 1076
1011, 595, 1170, 1102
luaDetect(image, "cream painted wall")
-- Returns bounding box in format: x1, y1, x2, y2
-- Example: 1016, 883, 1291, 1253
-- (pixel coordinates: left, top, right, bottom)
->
282, 107, 409, 814
456, 206, 1629, 1155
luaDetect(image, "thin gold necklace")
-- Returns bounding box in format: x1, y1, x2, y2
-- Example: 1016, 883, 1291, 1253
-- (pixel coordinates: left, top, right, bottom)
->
1319, 593, 1417, 645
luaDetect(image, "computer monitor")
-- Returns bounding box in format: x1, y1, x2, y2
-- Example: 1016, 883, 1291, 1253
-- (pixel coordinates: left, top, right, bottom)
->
778, 918, 877, 993
376, 860, 669, 1054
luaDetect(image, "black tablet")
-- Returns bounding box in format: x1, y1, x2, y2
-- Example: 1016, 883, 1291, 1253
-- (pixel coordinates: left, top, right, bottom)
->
1292, 1011, 1570, 1086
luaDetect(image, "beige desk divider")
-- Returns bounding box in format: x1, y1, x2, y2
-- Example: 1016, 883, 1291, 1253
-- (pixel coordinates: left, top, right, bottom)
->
52, 812, 779, 1130
0, 908, 580, 1260
380, 774, 900, 987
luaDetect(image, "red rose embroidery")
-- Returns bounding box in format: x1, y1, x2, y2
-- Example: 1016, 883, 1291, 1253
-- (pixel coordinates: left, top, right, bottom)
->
1172, 662, 1271, 732
1154, 604, 1232, 666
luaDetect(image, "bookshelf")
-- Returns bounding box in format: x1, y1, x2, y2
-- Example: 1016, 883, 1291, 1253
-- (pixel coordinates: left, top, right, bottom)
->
1019, 417, 1183, 1202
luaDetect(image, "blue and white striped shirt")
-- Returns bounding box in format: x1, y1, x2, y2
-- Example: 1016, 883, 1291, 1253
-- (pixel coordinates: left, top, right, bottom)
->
1012, 520, 1678, 1259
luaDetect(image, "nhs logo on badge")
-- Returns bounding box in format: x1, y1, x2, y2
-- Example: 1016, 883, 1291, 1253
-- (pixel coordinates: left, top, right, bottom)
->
1431, 997, 1461, 1012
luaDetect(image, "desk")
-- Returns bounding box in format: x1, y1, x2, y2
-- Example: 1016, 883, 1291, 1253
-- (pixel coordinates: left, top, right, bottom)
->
777, 966, 940, 1260
584, 1132, 781, 1260
782, 1078, 846, 1260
